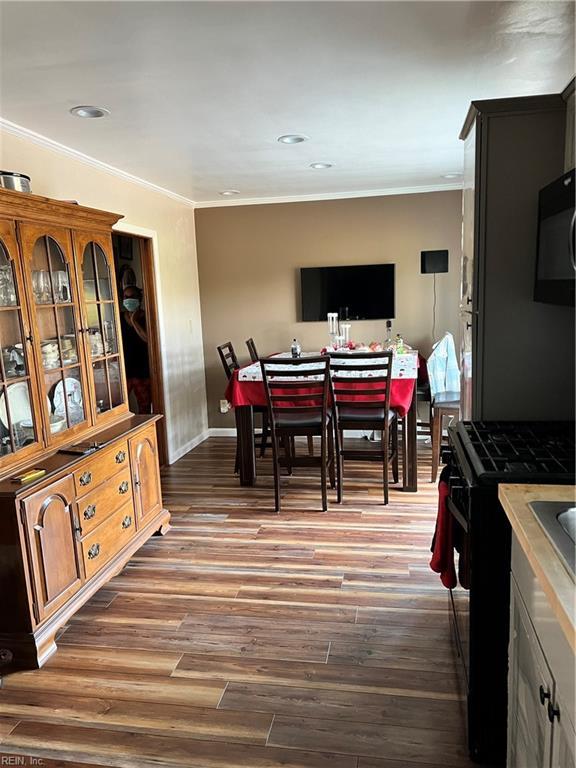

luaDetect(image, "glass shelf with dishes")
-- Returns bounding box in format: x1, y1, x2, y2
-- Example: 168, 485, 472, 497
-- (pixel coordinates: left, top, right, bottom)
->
80, 240, 125, 420
23, 231, 89, 440
0, 227, 43, 463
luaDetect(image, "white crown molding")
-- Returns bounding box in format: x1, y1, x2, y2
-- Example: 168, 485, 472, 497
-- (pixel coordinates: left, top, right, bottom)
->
194, 182, 463, 208
0, 117, 196, 208
0, 117, 463, 210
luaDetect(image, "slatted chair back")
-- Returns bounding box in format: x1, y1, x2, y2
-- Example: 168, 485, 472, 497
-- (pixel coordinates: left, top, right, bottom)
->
217, 341, 240, 381
329, 351, 393, 417
246, 337, 259, 363
260, 356, 330, 428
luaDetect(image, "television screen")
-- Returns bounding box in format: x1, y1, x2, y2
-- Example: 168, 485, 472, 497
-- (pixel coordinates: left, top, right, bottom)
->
300, 264, 395, 321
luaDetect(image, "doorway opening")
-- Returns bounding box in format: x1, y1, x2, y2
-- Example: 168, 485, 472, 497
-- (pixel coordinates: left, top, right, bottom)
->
112, 232, 168, 466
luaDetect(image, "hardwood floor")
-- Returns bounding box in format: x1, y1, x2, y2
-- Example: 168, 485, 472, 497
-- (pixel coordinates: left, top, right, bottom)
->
0, 436, 473, 768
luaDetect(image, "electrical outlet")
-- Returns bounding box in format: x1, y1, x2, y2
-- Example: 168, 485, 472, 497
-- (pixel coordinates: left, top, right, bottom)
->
219, 399, 230, 414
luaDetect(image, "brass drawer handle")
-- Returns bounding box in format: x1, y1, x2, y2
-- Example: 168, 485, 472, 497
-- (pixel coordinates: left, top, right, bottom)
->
83, 504, 96, 520
115, 450, 126, 464
118, 480, 129, 495
121, 515, 132, 530
87, 543, 100, 560
79, 471, 92, 487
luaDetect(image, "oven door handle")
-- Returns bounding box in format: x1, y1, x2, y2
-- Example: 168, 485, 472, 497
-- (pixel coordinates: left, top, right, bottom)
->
447, 496, 469, 533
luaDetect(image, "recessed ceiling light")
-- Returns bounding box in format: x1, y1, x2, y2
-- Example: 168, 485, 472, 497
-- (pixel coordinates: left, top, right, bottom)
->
443, 173, 462, 179
310, 162, 333, 169
277, 134, 308, 144
219, 189, 240, 197
70, 105, 110, 119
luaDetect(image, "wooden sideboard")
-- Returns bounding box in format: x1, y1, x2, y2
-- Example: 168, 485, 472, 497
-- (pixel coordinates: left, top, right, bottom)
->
0, 188, 170, 671
0, 414, 169, 670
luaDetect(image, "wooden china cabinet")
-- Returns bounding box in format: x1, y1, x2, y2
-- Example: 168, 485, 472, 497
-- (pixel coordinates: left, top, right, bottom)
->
0, 188, 169, 672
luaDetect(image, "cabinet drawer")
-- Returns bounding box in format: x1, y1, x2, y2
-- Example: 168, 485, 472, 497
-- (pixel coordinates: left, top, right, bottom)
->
77, 466, 133, 536
80, 501, 136, 579
73, 441, 129, 497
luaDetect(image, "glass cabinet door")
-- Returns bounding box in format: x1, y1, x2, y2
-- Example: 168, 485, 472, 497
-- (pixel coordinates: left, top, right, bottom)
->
76, 235, 127, 421
19, 224, 89, 441
0, 220, 43, 462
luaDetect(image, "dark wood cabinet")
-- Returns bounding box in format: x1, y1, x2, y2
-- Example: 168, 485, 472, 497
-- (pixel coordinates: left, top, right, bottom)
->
21, 474, 82, 623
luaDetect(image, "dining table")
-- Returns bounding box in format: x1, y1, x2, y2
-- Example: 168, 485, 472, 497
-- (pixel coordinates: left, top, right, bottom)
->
225, 350, 419, 492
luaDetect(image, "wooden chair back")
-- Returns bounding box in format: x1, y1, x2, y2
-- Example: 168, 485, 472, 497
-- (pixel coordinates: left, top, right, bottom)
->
260, 356, 330, 427
329, 351, 393, 418
217, 341, 240, 381
246, 338, 259, 363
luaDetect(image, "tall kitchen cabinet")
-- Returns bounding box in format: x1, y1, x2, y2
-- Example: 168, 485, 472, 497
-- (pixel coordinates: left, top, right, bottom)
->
0, 187, 169, 672
459, 91, 574, 421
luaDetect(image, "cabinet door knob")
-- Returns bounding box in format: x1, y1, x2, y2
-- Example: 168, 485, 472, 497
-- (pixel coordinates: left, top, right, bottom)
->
87, 543, 100, 560
83, 504, 96, 520
547, 701, 560, 723
121, 515, 132, 530
115, 450, 126, 464
118, 480, 129, 494
79, 471, 92, 487
539, 685, 551, 705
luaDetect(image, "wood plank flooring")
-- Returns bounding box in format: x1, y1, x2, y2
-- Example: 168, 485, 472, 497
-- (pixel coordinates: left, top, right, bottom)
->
0, 437, 473, 768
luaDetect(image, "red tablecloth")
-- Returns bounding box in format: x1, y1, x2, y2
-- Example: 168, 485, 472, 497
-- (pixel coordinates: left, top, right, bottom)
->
226, 369, 416, 418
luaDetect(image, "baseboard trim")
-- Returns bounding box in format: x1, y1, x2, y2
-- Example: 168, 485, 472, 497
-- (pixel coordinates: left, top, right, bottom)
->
169, 430, 209, 463
208, 428, 237, 438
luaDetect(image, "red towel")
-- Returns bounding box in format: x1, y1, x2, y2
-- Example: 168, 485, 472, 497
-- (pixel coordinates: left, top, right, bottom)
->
430, 478, 457, 589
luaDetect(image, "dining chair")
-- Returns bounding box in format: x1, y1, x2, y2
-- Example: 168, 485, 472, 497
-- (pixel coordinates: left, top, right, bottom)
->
217, 341, 240, 381
246, 337, 259, 363
217, 341, 269, 464
430, 391, 460, 483
330, 351, 398, 505
261, 356, 335, 512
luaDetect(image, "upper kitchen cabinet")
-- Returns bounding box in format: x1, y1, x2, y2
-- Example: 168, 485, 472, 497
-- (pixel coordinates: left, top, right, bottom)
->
459, 93, 573, 422
74, 231, 128, 426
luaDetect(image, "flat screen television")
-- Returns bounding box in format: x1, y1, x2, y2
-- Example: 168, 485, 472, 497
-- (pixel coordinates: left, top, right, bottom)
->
300, 263, 395, 321
534, 168, 575, 306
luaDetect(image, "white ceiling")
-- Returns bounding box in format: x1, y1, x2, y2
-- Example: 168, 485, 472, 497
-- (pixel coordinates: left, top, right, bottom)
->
0, 1, 574, 205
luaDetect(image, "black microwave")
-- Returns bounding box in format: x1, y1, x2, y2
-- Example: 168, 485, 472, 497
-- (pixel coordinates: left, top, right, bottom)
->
534, 168, 575, 306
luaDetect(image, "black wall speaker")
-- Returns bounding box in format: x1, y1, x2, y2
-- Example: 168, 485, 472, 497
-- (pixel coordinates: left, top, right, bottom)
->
420, 249, 449, 274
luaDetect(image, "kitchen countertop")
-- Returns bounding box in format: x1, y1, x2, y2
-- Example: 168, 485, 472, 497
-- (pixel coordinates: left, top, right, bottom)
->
499, 483, 576, 651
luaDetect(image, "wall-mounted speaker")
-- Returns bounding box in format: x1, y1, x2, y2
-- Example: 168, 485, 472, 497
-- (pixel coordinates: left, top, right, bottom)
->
420, 249, 449, 274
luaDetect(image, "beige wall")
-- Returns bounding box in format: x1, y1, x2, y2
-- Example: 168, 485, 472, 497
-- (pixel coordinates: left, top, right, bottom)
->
196, 191, 462, 429
0, 128, 208, 461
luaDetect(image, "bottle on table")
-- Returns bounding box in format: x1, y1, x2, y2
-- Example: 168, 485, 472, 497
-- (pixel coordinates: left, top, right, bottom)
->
384, 319, 393, 348
291, 338, 301, 358
395, 334, 405, 354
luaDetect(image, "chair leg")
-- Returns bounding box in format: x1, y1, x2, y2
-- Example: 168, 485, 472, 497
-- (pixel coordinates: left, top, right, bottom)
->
391, 418, 399, 484
327, 424, 336, 490
307, 436, 314, 455
271, 430, 281, 513
337, 429, 344, 503
259, 412, 269, 457
431, 407, 442, 484
320, 430, 328, 512
382, 423, 389, 505
281, 435, 293, 475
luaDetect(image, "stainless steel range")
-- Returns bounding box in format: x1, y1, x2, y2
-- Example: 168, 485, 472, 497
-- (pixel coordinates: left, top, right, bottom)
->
444, 420, 575, 765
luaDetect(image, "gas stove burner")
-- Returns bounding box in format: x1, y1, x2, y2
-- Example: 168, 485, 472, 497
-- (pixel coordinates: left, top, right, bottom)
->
505, 461, 540, 473
455, 420, 575, 484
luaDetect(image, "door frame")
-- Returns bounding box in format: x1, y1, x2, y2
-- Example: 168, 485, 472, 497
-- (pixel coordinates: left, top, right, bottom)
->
112, 223, 169, 466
